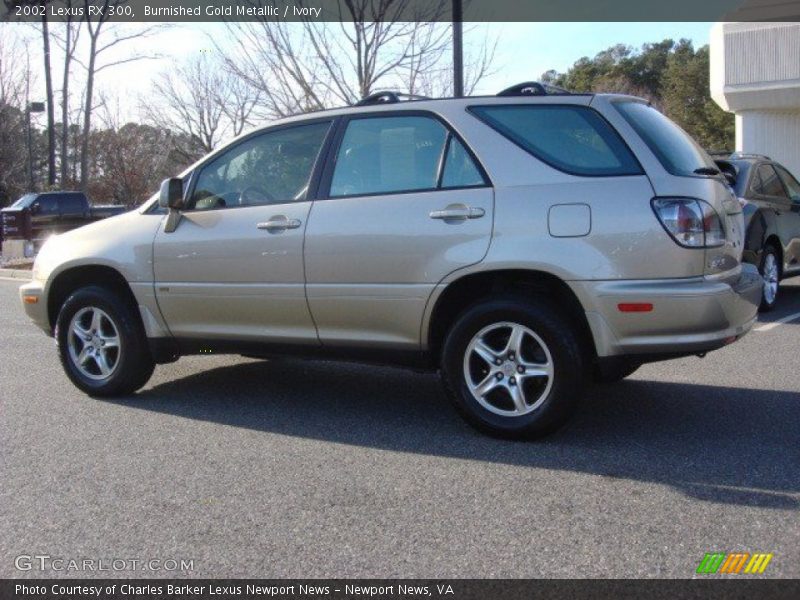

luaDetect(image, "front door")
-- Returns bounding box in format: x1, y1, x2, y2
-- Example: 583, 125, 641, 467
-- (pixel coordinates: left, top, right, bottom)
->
304, 113, 493, 349
153, 120, 333, 344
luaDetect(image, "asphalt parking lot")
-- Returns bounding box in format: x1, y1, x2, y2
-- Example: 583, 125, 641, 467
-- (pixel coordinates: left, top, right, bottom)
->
0, 277, 798, 579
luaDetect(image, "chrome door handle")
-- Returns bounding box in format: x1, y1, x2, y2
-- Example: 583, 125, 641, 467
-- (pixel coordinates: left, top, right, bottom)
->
257, 217, 302, 232
429, 204, 485, 220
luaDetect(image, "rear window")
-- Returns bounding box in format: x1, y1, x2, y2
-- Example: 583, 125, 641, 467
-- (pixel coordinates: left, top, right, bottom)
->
614, 101, 716, 177
470, 104, 642, 177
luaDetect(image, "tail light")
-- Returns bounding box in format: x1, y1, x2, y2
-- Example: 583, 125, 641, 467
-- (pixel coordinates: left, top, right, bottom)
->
651, 198, 725, 248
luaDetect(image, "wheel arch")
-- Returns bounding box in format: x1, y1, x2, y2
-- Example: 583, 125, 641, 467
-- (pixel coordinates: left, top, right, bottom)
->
47, 265, 139, 331
425, 269, 595, 363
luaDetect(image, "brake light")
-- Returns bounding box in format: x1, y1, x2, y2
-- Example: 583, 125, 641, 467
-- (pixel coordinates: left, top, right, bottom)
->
652, 198, 725, 248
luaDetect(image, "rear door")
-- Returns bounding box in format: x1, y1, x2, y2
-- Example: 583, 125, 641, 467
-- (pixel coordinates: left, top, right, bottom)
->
304, 112, 493, 349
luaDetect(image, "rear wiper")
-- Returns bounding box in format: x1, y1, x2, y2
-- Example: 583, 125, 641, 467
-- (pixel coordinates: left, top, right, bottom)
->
694, 167, 722, 176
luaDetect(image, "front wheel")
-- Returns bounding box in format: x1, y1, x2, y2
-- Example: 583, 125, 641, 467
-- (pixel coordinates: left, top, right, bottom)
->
56, 285, 155, 396
759, 245, 780, 312
440, 297, 587, 440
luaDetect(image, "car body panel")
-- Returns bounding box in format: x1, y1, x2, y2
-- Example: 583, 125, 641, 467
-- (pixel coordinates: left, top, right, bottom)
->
21, 93, 762, 367
152, 201, 317, 344
725, 157, 800, 278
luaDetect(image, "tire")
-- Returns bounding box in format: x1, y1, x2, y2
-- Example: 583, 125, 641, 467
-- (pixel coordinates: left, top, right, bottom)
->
56, 285, 155, 397
593, 358, 641, 384
758, 244, 781, 312
440, 296, 587, 440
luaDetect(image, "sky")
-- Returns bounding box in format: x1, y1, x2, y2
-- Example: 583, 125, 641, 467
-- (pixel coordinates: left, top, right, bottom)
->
3, 21, 713, 126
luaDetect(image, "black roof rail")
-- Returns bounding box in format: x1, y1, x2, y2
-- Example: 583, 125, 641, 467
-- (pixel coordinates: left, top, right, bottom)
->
355, 91, 431, 106
497, 81, 573, 97
729, 151, 772, 161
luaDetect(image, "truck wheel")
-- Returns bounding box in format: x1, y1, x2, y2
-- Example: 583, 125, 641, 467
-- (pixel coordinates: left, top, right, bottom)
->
759, 244, 780, 312
56, 285, 155, 397
440, 297, 586, 440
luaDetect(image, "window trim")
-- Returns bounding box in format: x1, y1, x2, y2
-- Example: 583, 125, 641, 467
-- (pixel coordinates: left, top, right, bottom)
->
775, 163, 800, 200
753, 163, 790, 200
181, 116, 337, 213
468, 103, 644, 178
317, 109, 492, 201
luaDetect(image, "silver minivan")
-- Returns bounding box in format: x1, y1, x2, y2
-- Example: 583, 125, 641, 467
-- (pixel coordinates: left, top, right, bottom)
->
20, 83, 762, 438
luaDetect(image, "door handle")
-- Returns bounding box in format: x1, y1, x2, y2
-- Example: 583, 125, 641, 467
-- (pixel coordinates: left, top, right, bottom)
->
257, 217, 302, 232
429, 204, 485, 221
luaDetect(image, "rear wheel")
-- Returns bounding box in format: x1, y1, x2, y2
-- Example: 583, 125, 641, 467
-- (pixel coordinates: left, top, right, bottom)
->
56, 285, 155, 396
759, 244, 780, 312
440, 297, 586, 439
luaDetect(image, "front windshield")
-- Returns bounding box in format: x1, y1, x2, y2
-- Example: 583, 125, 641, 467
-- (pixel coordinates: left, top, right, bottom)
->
10, 194, 36, 209
614, 101, 717, 177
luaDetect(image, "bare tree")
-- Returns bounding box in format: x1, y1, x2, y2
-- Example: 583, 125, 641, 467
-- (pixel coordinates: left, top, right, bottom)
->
40, 5, 56, 186
142, 53, 261, 159
0, 33, 34, 203
51, 1, 82, 187
76, 1, 162, 190
219, 0, 461, 119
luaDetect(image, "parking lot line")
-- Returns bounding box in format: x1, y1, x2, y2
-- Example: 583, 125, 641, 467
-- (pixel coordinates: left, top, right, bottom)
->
754, 311, 800, 332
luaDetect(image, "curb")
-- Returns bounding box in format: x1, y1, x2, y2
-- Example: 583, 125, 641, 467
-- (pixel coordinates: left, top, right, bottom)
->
0, 268, 32, 280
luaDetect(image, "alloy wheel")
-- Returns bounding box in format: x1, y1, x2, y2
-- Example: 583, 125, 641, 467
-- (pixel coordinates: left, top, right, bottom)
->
67, 307, 122, 381
463, 321, 554, 417
762, 252, 779, 305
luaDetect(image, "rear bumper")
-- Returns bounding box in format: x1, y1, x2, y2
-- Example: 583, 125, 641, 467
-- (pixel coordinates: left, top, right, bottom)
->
19, 279, 51, 335
573, 264, 762, 357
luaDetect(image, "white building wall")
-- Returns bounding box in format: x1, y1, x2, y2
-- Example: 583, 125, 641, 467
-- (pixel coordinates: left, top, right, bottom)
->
710, 22, 800, 175
737, 111, 800, 175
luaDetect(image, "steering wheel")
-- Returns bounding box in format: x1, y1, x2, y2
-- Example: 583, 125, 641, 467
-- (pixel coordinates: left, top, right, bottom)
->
238, 186, 276, 205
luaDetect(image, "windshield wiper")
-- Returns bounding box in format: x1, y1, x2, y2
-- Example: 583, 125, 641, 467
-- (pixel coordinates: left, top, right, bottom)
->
693, 167, 722, 176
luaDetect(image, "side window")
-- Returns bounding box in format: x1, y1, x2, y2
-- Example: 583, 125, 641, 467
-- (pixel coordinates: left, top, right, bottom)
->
749, 168, 765, 195
756, 164, 788, 198
35, 196, 59, 215
441, 137, 486, 189
61, 194, 84, 214
190, 121, 331, 210
470, 105, 642, 177
775, 165, 800, 199
330, 116, 448, 197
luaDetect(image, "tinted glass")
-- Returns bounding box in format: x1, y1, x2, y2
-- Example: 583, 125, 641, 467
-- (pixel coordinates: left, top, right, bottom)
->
330, 116, 448, 197
614, 101, 716, 177
471, 105, 641, 176
36, 196, 59, 214
756, 165, 788, 198
191, 121, 331, 210
60, 194, 86, 214
441, 138, 486, 188
775, 165, 800, 199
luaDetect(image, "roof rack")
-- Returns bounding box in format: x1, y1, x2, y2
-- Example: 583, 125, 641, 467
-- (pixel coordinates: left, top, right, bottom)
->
729, 151, 772, 161
497, 81, 572, 97
355, 91, 431, 106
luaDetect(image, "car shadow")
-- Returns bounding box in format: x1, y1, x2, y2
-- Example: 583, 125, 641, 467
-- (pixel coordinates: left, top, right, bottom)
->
111, 359, 799, 511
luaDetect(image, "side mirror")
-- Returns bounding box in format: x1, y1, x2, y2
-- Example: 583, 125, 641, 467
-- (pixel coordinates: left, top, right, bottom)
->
723, 172, 736, 187
159, 178, 184, 210
30, 202, 40, 214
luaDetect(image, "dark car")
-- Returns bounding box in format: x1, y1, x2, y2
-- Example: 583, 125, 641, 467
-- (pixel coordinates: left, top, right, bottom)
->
1, 191, 126, 248
715, 153, 800, 310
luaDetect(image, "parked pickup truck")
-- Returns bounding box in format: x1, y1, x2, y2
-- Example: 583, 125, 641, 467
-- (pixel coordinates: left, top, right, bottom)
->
1, 191, 126, 245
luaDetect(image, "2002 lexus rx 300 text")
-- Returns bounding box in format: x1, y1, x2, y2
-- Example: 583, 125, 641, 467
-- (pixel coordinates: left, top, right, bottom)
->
20, 83, 763, 439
